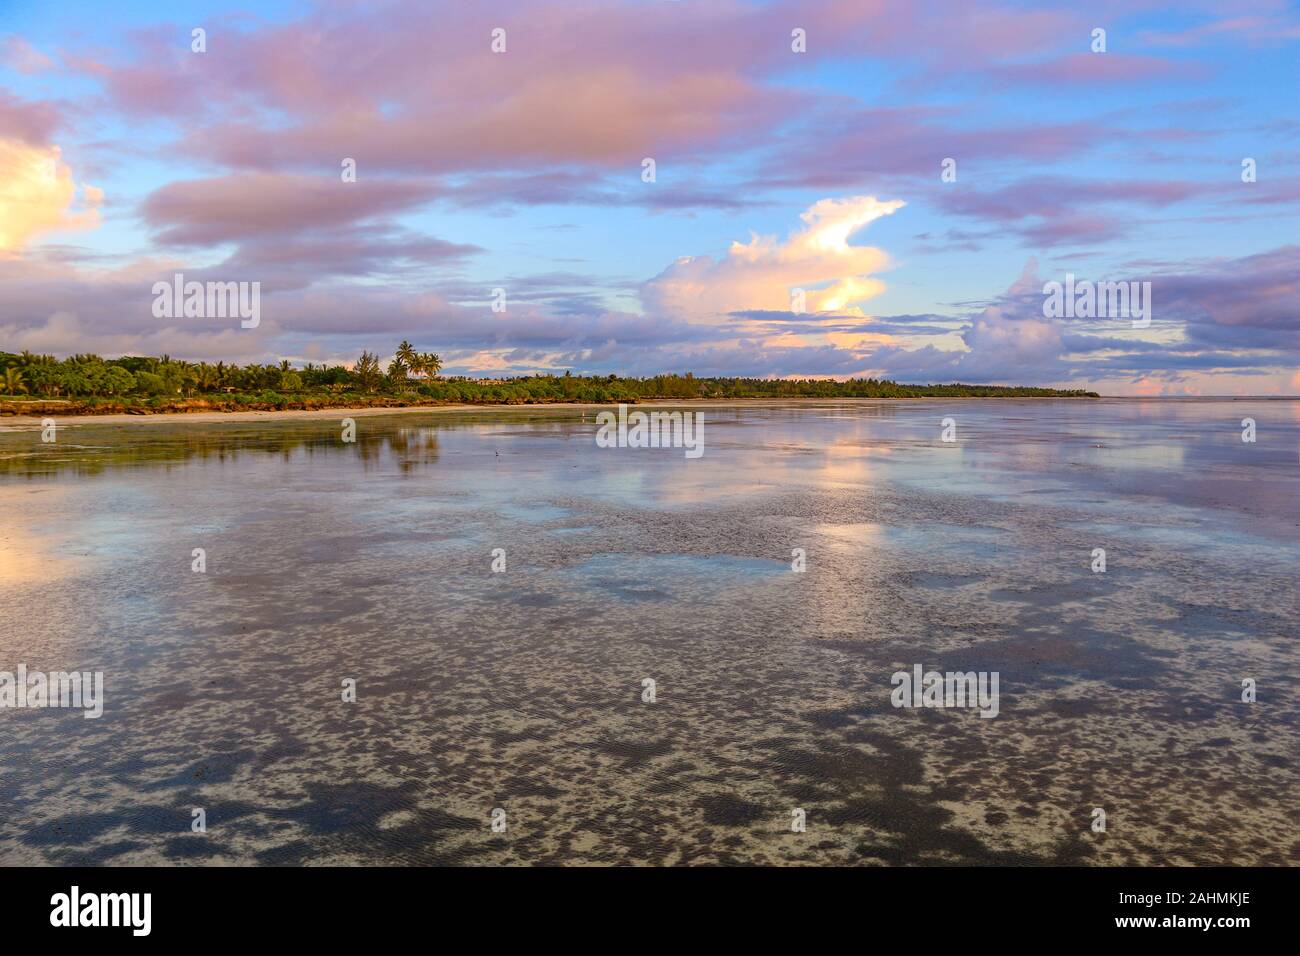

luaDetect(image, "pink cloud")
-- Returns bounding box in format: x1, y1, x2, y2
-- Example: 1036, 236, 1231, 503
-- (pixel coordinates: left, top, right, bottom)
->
66, 0, 1120, 184
79, 1, 808, 175
140, 173, 439, 245
1139, 11, 1300, 46
754, 108, 1114, 192
934, 177, 1212, 248
0, 90, 61, 145
1, 35, 54, 74
987, 53, 1195, 88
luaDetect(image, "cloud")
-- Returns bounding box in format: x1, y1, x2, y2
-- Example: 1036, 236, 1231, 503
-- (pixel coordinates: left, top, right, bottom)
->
754, 107, 1103, 192
67, 0, 1089, 193
1139, 12, 1300, 46
643, 196, 904, 322
5, 0, 1294, 396
81, 1, 804, 180
934, 176, 1211, 248
985, 53, 1194, 88
0, 310, 270, 362
865, 258, 1066, 382
0, 247, 710, 369
2, 238, 1294, 395
135, 174, 473, 290
866, 248, 1300, 390
1146, 245, 1300, 351
0, 90, 61, 145
140, 173, 439, 246
0, 35, 53, 74
0, 140, 101, 252
216, 228, 482, 291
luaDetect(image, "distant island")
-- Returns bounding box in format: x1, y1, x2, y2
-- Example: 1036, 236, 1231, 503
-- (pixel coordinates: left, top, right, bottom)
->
0, 343, 1098, 415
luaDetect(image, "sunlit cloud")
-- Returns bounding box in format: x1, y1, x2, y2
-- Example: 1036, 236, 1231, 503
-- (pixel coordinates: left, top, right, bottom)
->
0, 141, 101, 252
0, 0, 1294, 393
644, 196, 904, 324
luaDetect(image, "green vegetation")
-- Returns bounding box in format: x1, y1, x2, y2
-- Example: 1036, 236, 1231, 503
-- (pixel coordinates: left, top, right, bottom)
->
0, 345, 1097, 415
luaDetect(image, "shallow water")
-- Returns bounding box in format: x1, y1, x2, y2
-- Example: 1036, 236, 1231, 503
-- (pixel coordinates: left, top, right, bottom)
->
0, 398, 1296, 865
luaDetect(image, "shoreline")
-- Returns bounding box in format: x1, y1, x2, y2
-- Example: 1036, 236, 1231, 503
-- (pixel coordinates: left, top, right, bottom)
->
0, 396, 1090, 427
0, 393, 1287, 428
1, 402, 487, 427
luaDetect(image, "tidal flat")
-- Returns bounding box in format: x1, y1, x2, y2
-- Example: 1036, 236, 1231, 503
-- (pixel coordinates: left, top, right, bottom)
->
0, 398, 1296, 865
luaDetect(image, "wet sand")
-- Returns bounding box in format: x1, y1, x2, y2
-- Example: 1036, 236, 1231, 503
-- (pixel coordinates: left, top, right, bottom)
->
2, 396, 1094, 429
1, 401, 539, 428
0, 399, 1296, 865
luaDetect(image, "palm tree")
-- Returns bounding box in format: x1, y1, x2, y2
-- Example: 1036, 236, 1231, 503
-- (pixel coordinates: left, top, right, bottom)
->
17, 350, 53, 369
195, 363, 219, 392
417, 352, 442, 378
395, 341, 418, 370
2, 367, 27, 395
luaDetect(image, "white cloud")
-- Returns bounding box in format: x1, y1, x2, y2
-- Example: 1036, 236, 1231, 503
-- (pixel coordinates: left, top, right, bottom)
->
642, 195, 904, 321
0, 140, 101, 252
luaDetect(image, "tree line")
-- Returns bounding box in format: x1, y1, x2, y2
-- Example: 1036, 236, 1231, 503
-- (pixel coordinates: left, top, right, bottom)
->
0, 341, 1097, 408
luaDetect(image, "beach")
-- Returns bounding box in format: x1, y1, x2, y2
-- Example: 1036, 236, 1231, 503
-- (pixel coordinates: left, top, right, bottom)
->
1, 398, 1296, 865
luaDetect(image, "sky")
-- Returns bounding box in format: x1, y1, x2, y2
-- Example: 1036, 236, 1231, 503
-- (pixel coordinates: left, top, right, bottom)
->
0, 0, 1297, 395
